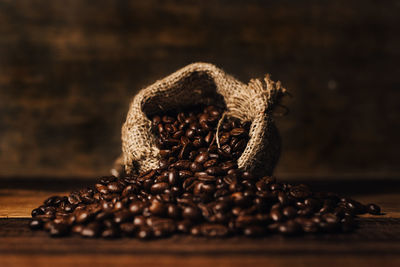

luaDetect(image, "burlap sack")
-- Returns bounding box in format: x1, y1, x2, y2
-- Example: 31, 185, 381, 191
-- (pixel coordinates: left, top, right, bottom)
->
121, 62, 286, 177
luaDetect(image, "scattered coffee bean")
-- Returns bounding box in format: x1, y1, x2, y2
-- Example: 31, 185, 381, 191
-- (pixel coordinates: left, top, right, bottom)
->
367, 203, 381, 215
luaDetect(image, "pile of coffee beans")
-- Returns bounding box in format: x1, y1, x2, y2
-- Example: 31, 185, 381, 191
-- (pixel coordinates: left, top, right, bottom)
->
30, 105, 381, 238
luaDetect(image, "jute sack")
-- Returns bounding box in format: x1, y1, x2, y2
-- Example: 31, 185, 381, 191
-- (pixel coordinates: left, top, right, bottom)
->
121, 62, 286, 177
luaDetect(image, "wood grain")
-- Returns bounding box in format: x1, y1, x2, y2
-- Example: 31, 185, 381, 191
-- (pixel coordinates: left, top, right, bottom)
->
0, 0, 399, 178
0, 218, 399, 267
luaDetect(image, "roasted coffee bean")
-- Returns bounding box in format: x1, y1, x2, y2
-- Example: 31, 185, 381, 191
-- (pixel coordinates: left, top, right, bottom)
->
367, 203, 381, 215
230, 128, 246, 137
182, 206, 201, 221
195, 152, 209, 164
95, 211, 112, 221
120, 223, 137, 236
198, 175, 217, 182
149, 200, 167, 216
282, 206, 297, 219
137, 226, 153, 239
112, 210, 131, 224
301, 219, 319, 233
220, 161, 237, 172
44, 196, 62, 206
206, 166, 224, 176
159, 159, 169, 170
278, 221, 301, 235
151, 182, 169, 194
190, 225, 201, 236
243, 226, 267, 237
151, 218, 176, 237
270, 209, 283, 222
218, 132, 230, 145
175, 220, 191, 233
277, 192, 289, 206
199, 223, 229, 237
167, 204, 181, 219
174, 160, 191, 170
75, 210, 93, 224
190, 162, 203, 172
203, 159, 217, 168
138, 169, 156, 181
322, 213, 340, 224
185, 129, 196, 139
31, 208, 44, 217
289, 185, 311, 199
107, 182, 121, 193
71, 224, 84, 235
182, 177, 196, 190
167, 169, 178, 185
29, 219, 43, 230
101, 228, 119, 238
81, 222, 101, 238
99, 176, 117, 185
68, 192, 82, 205
232, 139, 246, 152
48, 223, 69, 237
159, 149, 171, 158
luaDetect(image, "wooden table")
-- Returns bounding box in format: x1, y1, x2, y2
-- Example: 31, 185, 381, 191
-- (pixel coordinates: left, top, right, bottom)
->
1, 177, 399, 267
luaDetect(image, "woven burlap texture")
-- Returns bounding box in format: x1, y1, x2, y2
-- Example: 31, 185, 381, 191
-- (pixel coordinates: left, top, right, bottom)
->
121, 62, 285, 176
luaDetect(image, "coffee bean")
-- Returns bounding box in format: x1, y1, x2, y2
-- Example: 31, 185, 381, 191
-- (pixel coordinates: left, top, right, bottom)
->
367, 203, 381, 215
230, 128, 246, 137
174, 160, 191, 170
151, 218, 176, 237
107, 182, 121, 193
81, 222, 101, 238
190, 161, 203, 172
278, 220, 301, 235
301, 219, 319, 233
289, 185, 311, 199
282, 206, 297, 219
243, 226, 267, 237
167, 204, 181, 219
178, 170, 193, 179
206, 166, 224, 176
114, 211, 132, 224
270, 209, 283, 222
190, 225, 201, 236
199, 223, 229, 237
44, 196, 62, 206
232, 139, 246, 152
29, 219, 43, 230
137, 226, 153, 239
198, 175, 217, 182
68, 192, 82, 205
75, 210, 93, 224
149, 200, 167, 216
182, 206, 201, 221
151, 182, 169, 194
176, 220, 192, 233
31, 208, 44, 217
322, 213, 340, 224
195, 152, 209, 164
48, 223, 69, 237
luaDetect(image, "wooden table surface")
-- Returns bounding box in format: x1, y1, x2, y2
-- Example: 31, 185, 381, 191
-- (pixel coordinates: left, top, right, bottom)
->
1, 177, 399, 267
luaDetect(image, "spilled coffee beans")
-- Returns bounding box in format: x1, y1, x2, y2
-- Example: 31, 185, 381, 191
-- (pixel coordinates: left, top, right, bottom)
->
30, 105, 381, 238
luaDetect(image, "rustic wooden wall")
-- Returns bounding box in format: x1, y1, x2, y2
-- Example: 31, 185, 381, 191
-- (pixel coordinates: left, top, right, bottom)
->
0, 0, 399, 179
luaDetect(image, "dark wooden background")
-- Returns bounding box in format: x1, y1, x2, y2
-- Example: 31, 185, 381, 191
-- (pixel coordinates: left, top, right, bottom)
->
0, 0, 399, 179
